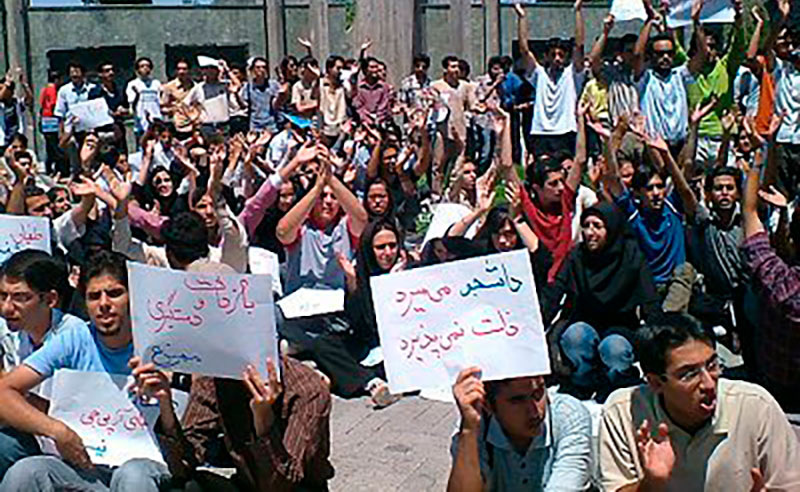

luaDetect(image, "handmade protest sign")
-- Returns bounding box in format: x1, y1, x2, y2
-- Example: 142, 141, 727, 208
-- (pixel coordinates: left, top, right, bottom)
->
128, 262, 278, 380
610, 0, 647, 21
371, 249, 550, 393
422, 203, 478, 248
0, 214, 51, 263
69, 98, 114, 132
48, 369, 164, 467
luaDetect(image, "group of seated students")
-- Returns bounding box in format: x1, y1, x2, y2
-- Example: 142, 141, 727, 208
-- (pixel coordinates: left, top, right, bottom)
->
0, 0, 799, 488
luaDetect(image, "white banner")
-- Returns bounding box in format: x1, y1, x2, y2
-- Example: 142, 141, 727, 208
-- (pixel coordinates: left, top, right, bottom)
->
0, 214, 51, 263
610, 0, 648, 21
48, 369, 164, 467
371, 250, 550, 393
70, 98, 115, 132
128, 262, 278, 380
668, 0, 735, 27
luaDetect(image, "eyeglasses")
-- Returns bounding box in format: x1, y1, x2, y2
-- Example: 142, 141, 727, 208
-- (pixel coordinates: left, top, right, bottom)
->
153, 177, 171, 186
653, 50, 674, 57
666, 356, 722, 385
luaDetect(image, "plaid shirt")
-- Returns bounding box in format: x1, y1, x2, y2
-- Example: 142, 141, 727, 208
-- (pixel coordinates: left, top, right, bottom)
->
741, 231, 800, 389
156, 357, 334, 491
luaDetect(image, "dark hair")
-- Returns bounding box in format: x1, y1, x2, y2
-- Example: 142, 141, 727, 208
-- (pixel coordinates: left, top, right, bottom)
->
689, 25, 724, 58
175, 57, 191, 69
10, 133, 27, 148
67, 60, 86, 74
648, 33, 675, 56
458, 59, 471, 78
161, 211, 210, 266
13, 151, 31, 163
299, 56, 319, 69
135, 56, 154, 69
363, 177, 395, 219
527, 156, 564, 188
637, 312, 714, 376
325, 55, 345, 72
96, 60, 114, 73
704, 166, 742, 194
631, 163, 666, 191
24, 185, 47, 205
442, 55, 460, 69
488, 55, 504, 70
1, 250, 69, 303
546, 37, 570, 54
365, 56, 380, 66
475, 206, 520, 253
500, 55, 513, 72
280, 55, 299, 79
46, 186, 69, 203
79, 250, 129, 295
250, 56, 267, 68
189, 186, 209, 208
358, 219, 403, 278
47, 69, 61, 83
413, 53, 431, 69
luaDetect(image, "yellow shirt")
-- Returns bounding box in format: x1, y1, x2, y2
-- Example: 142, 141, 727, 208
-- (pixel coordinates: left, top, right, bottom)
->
579, 78, 609, 124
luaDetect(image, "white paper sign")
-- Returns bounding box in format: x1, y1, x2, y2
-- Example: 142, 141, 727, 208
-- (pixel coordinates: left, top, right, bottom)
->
276, 287, 345, 319
70, 98, 114, 132
371, 249, 550, 394
0, 214, 51, 263
128, 262, 278, 380
667, 0, 735, 27
422, 203, 479, 248
248, 247, 283, 297
610, 0, 647, 21
48, 369, 164, 467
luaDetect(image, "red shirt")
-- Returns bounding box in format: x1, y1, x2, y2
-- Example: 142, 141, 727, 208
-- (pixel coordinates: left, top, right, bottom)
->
39, 84, 57, 117
521, 185, 576, 284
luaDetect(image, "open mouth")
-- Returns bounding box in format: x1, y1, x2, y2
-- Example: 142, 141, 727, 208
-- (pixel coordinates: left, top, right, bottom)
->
699, 394, 716, 414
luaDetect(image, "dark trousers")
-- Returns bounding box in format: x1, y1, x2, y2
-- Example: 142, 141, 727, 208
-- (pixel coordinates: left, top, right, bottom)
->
43, 132, 68, 177
277, 309, 376, 397
776, 142, 800, 197
533, 132, 577, 159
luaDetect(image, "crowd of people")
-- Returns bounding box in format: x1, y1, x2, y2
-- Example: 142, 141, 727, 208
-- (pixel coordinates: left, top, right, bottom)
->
0, 0, 798, 489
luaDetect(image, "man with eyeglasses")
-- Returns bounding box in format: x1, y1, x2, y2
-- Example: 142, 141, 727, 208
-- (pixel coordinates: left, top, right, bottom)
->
599, 312, 800, 491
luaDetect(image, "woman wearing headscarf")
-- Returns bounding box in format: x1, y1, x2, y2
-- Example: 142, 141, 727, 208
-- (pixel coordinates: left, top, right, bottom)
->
546, 202, 659, 401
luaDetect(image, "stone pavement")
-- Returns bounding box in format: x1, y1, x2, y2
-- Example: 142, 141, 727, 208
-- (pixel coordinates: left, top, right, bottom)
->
329, 395, 457, 492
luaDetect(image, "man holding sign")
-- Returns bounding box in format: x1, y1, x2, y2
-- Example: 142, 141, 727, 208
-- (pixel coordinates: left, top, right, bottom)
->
0, 251, 172, 491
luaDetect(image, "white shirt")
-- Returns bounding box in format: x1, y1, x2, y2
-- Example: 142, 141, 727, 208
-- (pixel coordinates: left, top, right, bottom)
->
184, 81, 230, 124
126, 78, 162, 134
775, 58, 800, 144
638, 66, 691, 143
529, 64, 587, 136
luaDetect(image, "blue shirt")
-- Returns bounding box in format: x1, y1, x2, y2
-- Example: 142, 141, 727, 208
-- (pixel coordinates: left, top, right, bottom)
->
24, 323, 133, 379
616, 189, 686, 284
451, 393, 592, 491
0, 309, 87, 372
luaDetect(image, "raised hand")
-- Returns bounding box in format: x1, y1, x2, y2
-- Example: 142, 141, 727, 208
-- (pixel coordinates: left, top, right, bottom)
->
636, 420, 675, 484
297, 37, 313, 51
129, 356, 172, 404
690, 97, 718, 126
691, 0, 705, 23
777, 0, 790, 20
513, 2, 526, 17
360, 38, 373, 53
242, 359, 283, 438
750, 5, 763, 24
452, 367, 485, 432
336, 252, 356, 287
69, 176, 97, 198
603, 14, 615, 34
79, 134, 99, 167
505, 180, 523, 218
758, 185, 788, 209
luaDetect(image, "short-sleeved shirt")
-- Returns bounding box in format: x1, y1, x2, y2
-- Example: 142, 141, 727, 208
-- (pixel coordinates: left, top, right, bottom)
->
638, 66, 691, 143
600, 379, 800, 492
126, 78, 162, 134
291, 79, 318, 118
615, 189, 685, 284
774, 58, 800, 144
0, 309, 87, 372
686, 203, 747, 295
450, 393, 592, 491
431, 78, 475, 142
528, 64, 587, 136
39, 85, 57, 118
24, 323, 133, 378
603, 63, 639, 125
161, 78, 197, 133
244, 80, 280, 131
284, 216, 355, 295
54, 81, 96, 120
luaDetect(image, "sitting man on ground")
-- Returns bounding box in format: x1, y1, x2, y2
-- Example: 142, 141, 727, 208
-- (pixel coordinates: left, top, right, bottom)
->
448, 367, 592, 491
0, 251, 172, 491
599, 312, 800, 491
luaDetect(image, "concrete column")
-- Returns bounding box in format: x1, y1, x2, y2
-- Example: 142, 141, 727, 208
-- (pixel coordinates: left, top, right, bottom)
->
352, 0, 415, 86
449, 0, 471, 60
484, 0, 500, 57
4, 0, 32, 143
309, 0, 329, 64
265, 0, 286, 69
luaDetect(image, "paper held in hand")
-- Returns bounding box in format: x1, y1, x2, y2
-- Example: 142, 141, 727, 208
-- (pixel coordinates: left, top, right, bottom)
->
371, 249, 550, 394
69, 98, 115, 132
128, 262, 278, 380
608, 0, 735, 25
47, 369, 165, 467
0, 214, 51, 263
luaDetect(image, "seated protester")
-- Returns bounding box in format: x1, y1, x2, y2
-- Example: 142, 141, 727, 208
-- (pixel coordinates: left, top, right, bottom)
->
0, 251, 86, 478
740, 142, 800, 425
0, 251, 172, 491
446, 158, 482, 209
599, 313, 800, 491
364, 114, 432, 236
340, 219, 409, 406
604, 122, 686, 289
448, 367, 592, 491
46, 185, 72, 219
109, 147, 248, 272
420, 236, 483, 266
276, 152, 380, 399
363, 176, 396, 223
251, 176, 304, 263
133, 262, 334, 490
548, 203, 659, 401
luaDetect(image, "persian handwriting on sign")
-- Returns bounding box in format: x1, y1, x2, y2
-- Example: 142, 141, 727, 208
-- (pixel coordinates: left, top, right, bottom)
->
148, 343, 202, 369
398, 309, 521, 363
0, 216, 51, 260
78, 407, 148, 436
459, 261, 523, 297
146, 276, 256, 333
395, 286, 452, 317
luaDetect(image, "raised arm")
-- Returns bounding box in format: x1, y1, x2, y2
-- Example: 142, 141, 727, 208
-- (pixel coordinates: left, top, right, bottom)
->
743, 145, 765, 238
633, 0, 658, 79
569, 101, 588, 192
746, 7, 765, 62
276, 168, 325, 245
763, 0, 790, 66
325, 156, 369, 238
590, 15, 615, 75
658, 136, 699, 217
602, 117, 628, 198
573, 0, 586, 69
515, 4, 538, 76
687, 0, 709, 75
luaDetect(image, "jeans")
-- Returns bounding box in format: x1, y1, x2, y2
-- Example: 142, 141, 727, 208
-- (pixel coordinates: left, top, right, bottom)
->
560, 322, 638, 395
0, 427, 40, 479
474, 125, 496, 175
0, 456, 171, 492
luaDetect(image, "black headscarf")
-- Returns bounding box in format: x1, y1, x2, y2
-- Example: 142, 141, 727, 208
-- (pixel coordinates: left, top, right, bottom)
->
548, 202, 659, 330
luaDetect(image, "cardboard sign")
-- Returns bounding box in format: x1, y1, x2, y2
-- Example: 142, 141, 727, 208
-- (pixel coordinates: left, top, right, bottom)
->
0, 214, 51, 264
70, 98, 114, 132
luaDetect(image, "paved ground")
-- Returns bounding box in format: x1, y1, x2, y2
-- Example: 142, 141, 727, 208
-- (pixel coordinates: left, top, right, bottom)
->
329, 395, 457, 492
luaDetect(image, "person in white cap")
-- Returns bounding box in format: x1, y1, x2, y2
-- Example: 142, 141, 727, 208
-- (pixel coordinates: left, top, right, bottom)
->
183, 55, 230, 137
